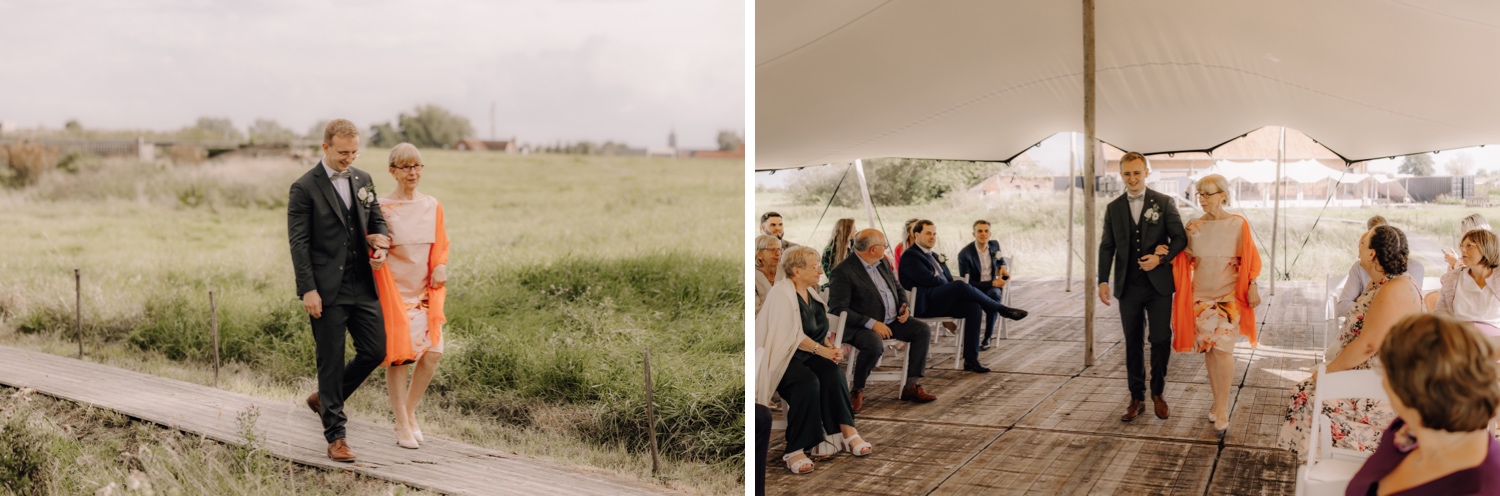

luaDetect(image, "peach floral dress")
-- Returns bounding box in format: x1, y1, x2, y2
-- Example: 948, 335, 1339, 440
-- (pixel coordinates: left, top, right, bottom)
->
379, 192, 445, 358
1185, 217, 1245, 353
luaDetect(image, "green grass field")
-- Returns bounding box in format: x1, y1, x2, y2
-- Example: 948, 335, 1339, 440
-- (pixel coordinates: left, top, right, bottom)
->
756, 190, 1500, 282
1, 149, 745, 494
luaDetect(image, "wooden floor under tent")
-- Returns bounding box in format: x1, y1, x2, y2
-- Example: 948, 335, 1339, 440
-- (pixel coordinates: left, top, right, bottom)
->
765, 278, 1331, 495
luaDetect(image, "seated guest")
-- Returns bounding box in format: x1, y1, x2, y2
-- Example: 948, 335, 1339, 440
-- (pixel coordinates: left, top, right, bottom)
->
1277, 226, 1425, 460
892, 218, 918, 275
754, 234, 784, 315
1445, 214, 1493, 271
761, 211, 795, 250
899, 220, 1009, 373
1337, 216, 1424, 318
821, 218, 856, 278
827, 229, 937, 411
1435, 229, 1500, 339
1345, 313, 1500, 496
755, 246, 869, 474
957, 219, 1029, 351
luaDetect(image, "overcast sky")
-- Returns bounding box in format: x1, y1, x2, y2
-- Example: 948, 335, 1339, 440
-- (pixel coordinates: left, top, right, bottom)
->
0, 0, 743, 149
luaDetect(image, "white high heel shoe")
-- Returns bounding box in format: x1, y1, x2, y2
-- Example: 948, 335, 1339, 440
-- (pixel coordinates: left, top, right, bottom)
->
395, 426, 419, 449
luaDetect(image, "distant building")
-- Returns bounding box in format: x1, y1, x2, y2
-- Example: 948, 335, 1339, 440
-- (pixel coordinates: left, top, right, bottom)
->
453, 138, 518, 153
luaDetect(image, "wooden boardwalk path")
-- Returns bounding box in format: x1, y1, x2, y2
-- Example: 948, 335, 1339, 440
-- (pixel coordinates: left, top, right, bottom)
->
767, 278, 1331, 495
0, 345, 674, 496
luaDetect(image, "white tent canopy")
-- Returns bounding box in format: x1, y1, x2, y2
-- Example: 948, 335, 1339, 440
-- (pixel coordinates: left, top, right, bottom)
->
756, 0, 1500, 170
1189, 160, 1365, 185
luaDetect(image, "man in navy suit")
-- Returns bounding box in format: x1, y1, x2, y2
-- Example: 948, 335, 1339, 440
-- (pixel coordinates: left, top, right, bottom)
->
900, 220, 1008, 373
957, 220, 1029, 350
1098, 152, 1187, 422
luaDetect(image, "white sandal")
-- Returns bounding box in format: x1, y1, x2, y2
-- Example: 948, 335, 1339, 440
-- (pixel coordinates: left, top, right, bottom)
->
843, 434, 872, 457
782, 450, 814, 474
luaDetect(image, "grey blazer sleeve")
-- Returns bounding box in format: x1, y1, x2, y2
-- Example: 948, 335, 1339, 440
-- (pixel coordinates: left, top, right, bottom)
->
287, 181, 316, 297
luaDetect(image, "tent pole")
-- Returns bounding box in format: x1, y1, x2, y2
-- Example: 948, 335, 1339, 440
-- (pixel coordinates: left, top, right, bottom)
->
853, 159, 879, 244
1271, 127, 1283, 295
1067, 132, 1076, 292
1082, 0, 1097, 368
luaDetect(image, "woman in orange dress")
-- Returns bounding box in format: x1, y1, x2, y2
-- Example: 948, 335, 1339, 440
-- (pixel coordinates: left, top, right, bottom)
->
373, 143, 450, 449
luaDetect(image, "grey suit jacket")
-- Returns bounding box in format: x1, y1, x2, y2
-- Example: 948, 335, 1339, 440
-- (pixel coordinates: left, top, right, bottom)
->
1097, 188, 1186, 298
287, 161, 389, 299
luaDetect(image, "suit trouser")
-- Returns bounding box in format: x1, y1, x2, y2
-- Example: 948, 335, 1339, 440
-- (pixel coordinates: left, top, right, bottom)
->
776, 355, 854, 454
312, 275, 386, 443
842, 319, 930, 391
967, 283, 1005, 341
755, 404, 770, 495
1118, 282, 1173, 401
921, 281, 1003, 364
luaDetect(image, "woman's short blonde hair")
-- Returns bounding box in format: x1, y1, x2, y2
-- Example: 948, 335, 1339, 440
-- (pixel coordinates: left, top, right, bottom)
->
388, 142, 423, 167
1379, 313, 1500, 432
1196, 174, 1232, 206
1462, 229, 1500, 269
780, 246, 819, 280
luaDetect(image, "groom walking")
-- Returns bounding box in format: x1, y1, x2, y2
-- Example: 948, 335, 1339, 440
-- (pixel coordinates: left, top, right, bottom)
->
1098, 152, 1186, 422
288, 119, 391, 462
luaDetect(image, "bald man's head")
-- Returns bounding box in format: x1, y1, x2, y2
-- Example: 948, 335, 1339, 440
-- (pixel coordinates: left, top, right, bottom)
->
852, 229, 888, 263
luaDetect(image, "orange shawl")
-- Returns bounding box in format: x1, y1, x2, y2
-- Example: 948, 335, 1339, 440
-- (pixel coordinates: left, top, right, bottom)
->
1170, 214, 1261, 352
375, 201, 450, 366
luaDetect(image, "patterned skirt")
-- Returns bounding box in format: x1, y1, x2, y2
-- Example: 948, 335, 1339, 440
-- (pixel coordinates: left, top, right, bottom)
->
1192, 295, 1239, 353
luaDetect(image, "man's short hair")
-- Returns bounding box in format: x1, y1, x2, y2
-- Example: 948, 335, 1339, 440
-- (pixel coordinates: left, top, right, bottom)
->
913, 220, 935, 235
1366, 215, 1388, 230
973, 219, 990, 230
323, 119, 360, 145
760, 211, 782, 225
1120, 151, 1149, 170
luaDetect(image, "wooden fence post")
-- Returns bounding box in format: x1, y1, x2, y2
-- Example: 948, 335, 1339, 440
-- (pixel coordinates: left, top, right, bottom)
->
75, 269, 82, 359
210, 291, 220, 387
643, 347, 660, 477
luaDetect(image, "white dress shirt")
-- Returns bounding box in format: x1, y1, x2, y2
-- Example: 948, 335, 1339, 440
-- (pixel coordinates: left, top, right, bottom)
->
322, 161, 353, 209
1127, 191, 1145, 224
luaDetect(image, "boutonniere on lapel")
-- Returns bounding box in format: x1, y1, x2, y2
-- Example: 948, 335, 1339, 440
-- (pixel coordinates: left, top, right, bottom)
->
992, 249, 1004, 262
935, 253, 949, 264
1143, 203, 1162, 225
356, 183, 377, 209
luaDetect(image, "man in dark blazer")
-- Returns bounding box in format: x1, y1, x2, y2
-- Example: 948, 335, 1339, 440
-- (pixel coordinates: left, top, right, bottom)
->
1098, 152, 1187, 422
957, 219, 1030, 350
827, 229, 936, 412
287, 119, 391, 462
900, 220, 1008, 373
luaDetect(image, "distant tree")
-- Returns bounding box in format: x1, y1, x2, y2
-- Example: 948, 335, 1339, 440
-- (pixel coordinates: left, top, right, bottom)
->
716, 130, 742, 151
1444, 151, 1477, 176
396, 104, 473, 148
368, 122, 403, 148
1399, 152, 1435, 176
64, 119, 83, 133
307, 120, 329, 142
247, 119, 296, 145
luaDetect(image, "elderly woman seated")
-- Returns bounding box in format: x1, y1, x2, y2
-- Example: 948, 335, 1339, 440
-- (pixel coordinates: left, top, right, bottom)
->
754, 234, 784, 315
1435, 229, 1500, 342
754, 245, 870, 474
1345, 313, 1500, 495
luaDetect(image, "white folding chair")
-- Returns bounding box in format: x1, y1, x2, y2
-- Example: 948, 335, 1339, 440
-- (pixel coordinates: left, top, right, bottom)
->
1323, 275, 1346, 362
907, 287, 964, 370
772, 311, 849, 431
994, 255, 1017, 344
841, 310, 912, 393
1295, 364, 1386, 496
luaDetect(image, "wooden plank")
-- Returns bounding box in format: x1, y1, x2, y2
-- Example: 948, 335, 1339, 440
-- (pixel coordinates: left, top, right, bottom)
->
1223, 386, 1296, 450
765, 419, 1003, 496
981, 340, 1116, 376
1079, 340, 1249, 386
1013, 377, 1222, 443
997, 317, 1125, 343
1206, 447, 1299, 495
0, 345, 671, 496
933, 428, 1215, 495
856, 372, 1070, 428
1241, 345, 1319, 389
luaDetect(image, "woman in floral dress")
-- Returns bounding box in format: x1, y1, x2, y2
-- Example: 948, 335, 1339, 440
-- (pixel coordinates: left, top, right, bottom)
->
1275, 225, 1423, 459
1169, 174, 1261, 434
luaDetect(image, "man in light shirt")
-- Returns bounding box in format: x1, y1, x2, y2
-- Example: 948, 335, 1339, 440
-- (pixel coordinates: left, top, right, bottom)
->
957, 220, 1029, 351
827, 229, 936, 412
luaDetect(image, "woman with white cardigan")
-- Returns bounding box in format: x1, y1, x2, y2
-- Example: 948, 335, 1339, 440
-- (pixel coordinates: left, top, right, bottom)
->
755, 246, 869, 475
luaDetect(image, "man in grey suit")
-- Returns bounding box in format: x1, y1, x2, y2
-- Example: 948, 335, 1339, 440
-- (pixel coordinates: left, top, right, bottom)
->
1098, 152, 1187, 422
287, 119, 391, 462
827, 229, 936, 412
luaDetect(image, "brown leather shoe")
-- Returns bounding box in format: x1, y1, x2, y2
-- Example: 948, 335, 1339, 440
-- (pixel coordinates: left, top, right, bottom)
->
306, 392, 321, 415
1152, 394, 1170, 419
1121, 399, 1145, 422
327, 438, 355, 462
899, 384, 937, 403
850, 389, 864, 413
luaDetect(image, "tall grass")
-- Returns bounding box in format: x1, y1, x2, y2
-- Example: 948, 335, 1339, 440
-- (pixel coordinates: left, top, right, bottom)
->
1, 150, 745, 494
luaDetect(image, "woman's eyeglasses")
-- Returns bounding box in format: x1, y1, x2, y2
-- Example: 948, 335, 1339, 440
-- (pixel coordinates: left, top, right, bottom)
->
392, 164, 425, 172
